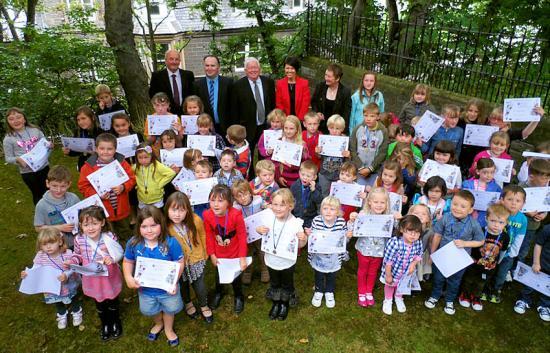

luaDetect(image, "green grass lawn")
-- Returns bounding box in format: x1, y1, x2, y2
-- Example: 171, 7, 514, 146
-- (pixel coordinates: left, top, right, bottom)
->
0, 150, 548, 353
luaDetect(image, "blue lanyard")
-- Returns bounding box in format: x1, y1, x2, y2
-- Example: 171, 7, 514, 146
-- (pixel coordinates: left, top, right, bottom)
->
215, 213, 229, 239
47, 253, 65, 272
84, 234, 103, 262
450, 216, 470, 240
241, 199, 256, 218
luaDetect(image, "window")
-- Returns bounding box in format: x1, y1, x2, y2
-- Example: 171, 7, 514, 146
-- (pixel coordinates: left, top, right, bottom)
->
293, 0, 304, 8
156, 43, 169, 65
150, 1, 160, 15
233, 43, 249, 72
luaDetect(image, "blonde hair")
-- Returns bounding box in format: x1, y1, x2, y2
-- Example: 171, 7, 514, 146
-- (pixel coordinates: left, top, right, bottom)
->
231, 179, 253, 196
486, 203, 511, 220
227, 124, 247, 143
361, 187, 390, 214
36, 227, 66, 252
284, 115, 303, 144
197, 113, 214, 130
407, 204, 432, 229
363, 102, 380, 115
304, 112, 320, 123
327, 114, 346, 130
390, 142, 416, 175
183, 95, 204, 114
267, 109, 286, 125
490, 131, 510, 147
410, 116, 421, 126
95, 84, 111, 96
441, 104, 460, 118
271, 188, 295, 211
255, 159, 275, 174
320, 196, 342, 216
410, 84, 431, 104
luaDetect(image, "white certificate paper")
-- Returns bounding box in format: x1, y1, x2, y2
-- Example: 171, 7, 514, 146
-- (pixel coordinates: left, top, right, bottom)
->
147, 114, 179, 136
20, 138, 50, 172
244, 209, 272, 244
160, 148, 187, 167
19, 266, 61, 295
419, 159, 460, 189
97, 110, 125, 131
430, 242, 473, 278
175, 177, 217, 205
187, 135, 216, 157
180, 115, 199, 135
521, 187, 550, 213
61, 194, 109, 234
395, 272, 421, 296
171, 168, 195, 188
271, 140, 303, 167
217, 257, 253, 284
389, 192, 402, 214
353, 214, 394, 238
69, 263, 108, 277
263, 129, 283, 150
318, 135, 349, 157
61, 137, 95, 153
329, 182, 364, 207
308, 230, 346, 254
116, 134, 139, 158
414, 110, 445, 142
503, 98, 541, 122
491, 157, 514, 184
522, 151, 550, 159
261, 214, 304, 261
463, 125, 499, 147
86, 160, 129, 195
134, 256, 181, 292
471, 190, 500, 211
514, 262, 550, 297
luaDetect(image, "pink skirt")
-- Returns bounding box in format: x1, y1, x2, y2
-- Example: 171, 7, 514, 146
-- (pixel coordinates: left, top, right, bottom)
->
82, 263, 123, 302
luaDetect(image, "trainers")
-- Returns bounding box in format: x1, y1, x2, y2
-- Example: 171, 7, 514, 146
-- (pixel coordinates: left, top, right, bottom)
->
311, 292, 323, 307
537, 306, 550, 322
458, 293, 471, 308
71, 308, 83, 326
357, 294, 368, 308
241, 271, 252, 285
325, 292, 335, 308
382, 299, 393, 315
395, 298, 406, 313
489, 291, 502, 304
424, 297, 438, 309
56, 313, 68, 329
480, 292, 488, 301
514, 300, 529, 314
365, 293, 375, 307
471, 297, 483, 311
444, 302, 455, 315
505, 271, 513, 282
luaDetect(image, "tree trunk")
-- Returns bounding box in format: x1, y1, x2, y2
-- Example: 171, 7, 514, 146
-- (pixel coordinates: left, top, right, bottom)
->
254, 10, 279, 75
385, 0, 399, 74
0, 2, 19, 41
104, 0, 151, 125
345, 0, 366, 66
24, 0, 38, 42
145, 0, 158, 72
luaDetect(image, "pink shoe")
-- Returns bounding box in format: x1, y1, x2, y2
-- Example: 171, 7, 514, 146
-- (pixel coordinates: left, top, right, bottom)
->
366, 294, 375, 307
357, 294, 368, 308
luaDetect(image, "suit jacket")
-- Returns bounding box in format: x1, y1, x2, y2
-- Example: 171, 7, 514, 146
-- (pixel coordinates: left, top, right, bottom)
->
311, 81, 352, 130
149, 68, 196, 115
275, 76, 311, 120
231, 75, 275, 141
194, 75, 233, 136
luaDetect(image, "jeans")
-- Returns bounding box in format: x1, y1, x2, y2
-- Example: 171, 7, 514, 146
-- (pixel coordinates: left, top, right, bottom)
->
493, 256, 514, 291
54, 297, 82, 315
517, 229, 537, 263
314, 270, 336, 293
357, 172, 378, 187
181, 272, 208, 307
268, 266, 295, 302
430, 263, 466, 303
520, 284, 550, 308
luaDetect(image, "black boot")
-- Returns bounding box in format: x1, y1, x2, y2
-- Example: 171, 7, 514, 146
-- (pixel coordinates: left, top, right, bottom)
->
234, 296, 245, 314
269, 301, 281, 320
277, 301, 289, 321
109, 307, 123, 339
211, 292, 224, 309
98, 310, 111, 341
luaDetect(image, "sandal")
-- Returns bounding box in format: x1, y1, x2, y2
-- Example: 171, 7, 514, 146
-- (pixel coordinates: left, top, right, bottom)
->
147, 326, 164, 341
185, 302, 199, 319
201, 307, 214, 324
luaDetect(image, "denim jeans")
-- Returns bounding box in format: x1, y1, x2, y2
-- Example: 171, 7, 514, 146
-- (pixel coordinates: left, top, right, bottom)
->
520, 284, 550, 308
517, 229, 537, 263
314, 270, 336, 293
430, 263, 466, 303
494, 256, 514, 291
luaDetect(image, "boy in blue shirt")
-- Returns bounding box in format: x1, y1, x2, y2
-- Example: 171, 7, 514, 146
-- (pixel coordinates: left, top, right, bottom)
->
418, 104, 464, 159
424, 190, 484, 315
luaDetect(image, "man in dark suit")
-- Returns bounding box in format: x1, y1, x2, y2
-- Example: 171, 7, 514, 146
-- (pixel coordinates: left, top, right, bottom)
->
149, 49, 195, 115
194, 55, 233, 137
231, 57, 275, 172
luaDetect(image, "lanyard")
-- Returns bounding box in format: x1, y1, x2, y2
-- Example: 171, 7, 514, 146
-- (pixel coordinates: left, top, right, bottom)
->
174, 224, 192, 251
483, 230, 502, 260
84, 234, 103, 262
241, 200, 256, 218
215, 212, 229, 239
396, 241, 413, 280
450, 216, 470, 240
272, 215, 289, 253
47, 253, 65, 272
141, 165, 151, 194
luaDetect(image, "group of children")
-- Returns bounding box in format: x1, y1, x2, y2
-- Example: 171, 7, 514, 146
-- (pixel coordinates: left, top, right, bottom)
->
4, 80, 550, 347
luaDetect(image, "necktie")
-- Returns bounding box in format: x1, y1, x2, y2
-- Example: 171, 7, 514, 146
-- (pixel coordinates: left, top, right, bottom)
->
209, 79, 217, 123
254, 80, 265, 125
172, 74, 180, 107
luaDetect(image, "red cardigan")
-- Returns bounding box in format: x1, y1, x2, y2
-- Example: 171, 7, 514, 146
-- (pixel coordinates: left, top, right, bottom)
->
275, 76, 311, 120
204, 207, 248, 259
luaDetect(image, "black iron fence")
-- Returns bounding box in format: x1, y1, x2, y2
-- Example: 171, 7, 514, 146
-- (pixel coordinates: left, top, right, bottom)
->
306, 7, 550, 107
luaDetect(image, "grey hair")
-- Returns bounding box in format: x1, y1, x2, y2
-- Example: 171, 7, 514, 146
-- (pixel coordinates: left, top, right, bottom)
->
244, 57, 260, 69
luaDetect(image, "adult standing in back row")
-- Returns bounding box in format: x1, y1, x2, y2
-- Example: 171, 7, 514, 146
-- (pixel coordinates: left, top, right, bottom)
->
275, 56, 310, 121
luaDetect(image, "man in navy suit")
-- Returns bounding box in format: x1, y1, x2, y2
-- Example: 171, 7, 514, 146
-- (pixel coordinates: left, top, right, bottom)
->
149, 49, 195, 115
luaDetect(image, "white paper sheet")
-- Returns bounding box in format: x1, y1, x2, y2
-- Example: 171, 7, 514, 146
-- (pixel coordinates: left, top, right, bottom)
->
61, 194, 109, 234
244, 209, 272, 244
61, 137, 95, 153
430, 242, 473, 278
503, 98, 541, 122
318, 135, 349, 157
395, 272, 421, 296
271, 140, 303, 167
134, 256, 181, 292
86, 160, 129, 196
522, 151, 550, 159
308, 230, 346, 254
471, 190, 500, 211
147, 114, 179, 136
513, 261, 550, 297
419, 159, 460, 189
414, 110, 445, 142
20, 138, 50, 172
97, 110, 125, 131
171, 167, 195, 188
521, 187, 550, 213
19, 266, 62, 295
180, 115, 199, 135
186, 135, 216, 157
329, 182, 364, 207
174, 177, 217, 205
261, 215, 304, 261
491, 157, 514, 184
263, 129, 283, 150
389, 192, 403, 214
353, 214, 394, 238
160, 148, 188, 167
116, 134, 139, 158
69, 263, 108, 277
463, 125, 499, 147
217, 257, 253, 284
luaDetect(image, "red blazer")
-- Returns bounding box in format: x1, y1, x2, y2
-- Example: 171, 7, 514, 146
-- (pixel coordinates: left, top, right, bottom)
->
276, 76, 311, 120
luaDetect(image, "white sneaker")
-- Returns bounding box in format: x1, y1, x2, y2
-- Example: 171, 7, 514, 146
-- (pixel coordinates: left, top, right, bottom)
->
395, 298, 406, 313
324, 292, 335, 308
424, 297, 438, 309
311, 292, 323, 307
444, 302, 455, 315
72, 308, 83, 326
505, 271, 513, 282
537, 306, 550, 322
56, 313, 68, 329
514, 300, 529, 314
382, 299, 393, 315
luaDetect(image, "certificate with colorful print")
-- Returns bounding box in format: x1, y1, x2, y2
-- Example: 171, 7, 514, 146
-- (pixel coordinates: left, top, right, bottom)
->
187, 135, 216, 157
98, 110, 125, 131
86, 160, 129, 196
353, 214, 394, 238
271, 140, 303, 167
329, 182, 364, 207
414, 110, 444, 142
61, 137, 95, 153
503, 98, 541, 122
20, 138, 50, 172
180, 115, 199, 135
160, 148, 188, 167
174, 177, 217, 205
61, 194, 109, 234
134, 256, 181, 292
318, 135, 349, 157
463, 125, 499, 147
116, 134, 139, 158
147, 114, 179, 136
308, 230, 346, 254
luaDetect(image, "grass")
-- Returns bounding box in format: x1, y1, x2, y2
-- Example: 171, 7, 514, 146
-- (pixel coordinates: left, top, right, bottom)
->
0, 150, 548, 353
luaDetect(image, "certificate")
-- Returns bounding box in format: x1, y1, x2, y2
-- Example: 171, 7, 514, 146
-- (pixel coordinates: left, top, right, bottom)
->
430, 242, 473, 278
491, 157, 513, 184
86, 160, 129, 195
522, 151, 550, 159
395, 272, 421, 296
263, 129, 282, 150
261, 212, 304, 261
471, 190, 500, 211
389, 192, 402, 214
187, 135, 216, 157
19, 266, 61, 295
97, 110, 125, 131
419, 159, 460, 189
147, 114, 179, 136
20, 138, 50, 172
318, 135, 349, 157
463, 125, 499, 147
217, 257, 253, 284
271, 140, 303, 167
329, 182, 364, 207
61, 194, 109, 234
353, 214, 394, 238
175, 177, 217, 205
308, 230, 346, 254
521, 187, 550, 213
244, 209, 272, 244
160, 148, 187, 167
514, 262, 550, 297
503, 98, 541, 122
116, 134, 139, 158
180, 115, 199, 135
69, 263, 108, 277
414, 110, 445, 142
171, 168, 195, 188
134, 256, 181, 292
61, 137, 95, 153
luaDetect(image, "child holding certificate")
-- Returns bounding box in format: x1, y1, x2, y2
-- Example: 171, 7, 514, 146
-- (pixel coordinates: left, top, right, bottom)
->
458, 99, 486, 176
398, 84, 436, 125
180, 95, 203, 136
408, 204, 434, 281
145, 93, 182, 155
175, 148, 201, 183
110, 112, 144, 166
302, 112, 322, 169
290, 160, 323, 228
62, 106, 101, 171
373, 160, 407, 204
468, 131, 512, 178
192, 160, 214, 218
123, 206, 184, 347
275, 115, 310, 187
419, 104, 464, 158
389, 142, 418, 203
250, 160, 280, 208
213, 149, 244, 188
226, 124, 251, 179
194, 113, 226, 172
413, 176, 450, 226
257, 109, 286, 161
418, 140, 462, 195
518, 141, 550, 183
334, 162, 367, 221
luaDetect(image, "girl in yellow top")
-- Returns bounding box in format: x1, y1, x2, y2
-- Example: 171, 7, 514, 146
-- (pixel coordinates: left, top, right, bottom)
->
132, 143, 176, 209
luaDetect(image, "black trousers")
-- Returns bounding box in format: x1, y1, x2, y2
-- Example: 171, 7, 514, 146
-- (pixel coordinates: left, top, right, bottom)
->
21, 166, 49, 205
268, 265, 295, 302
215, 271, 243, 298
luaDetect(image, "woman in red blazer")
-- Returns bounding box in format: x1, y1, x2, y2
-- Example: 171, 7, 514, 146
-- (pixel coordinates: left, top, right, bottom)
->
276, 56, 311, 121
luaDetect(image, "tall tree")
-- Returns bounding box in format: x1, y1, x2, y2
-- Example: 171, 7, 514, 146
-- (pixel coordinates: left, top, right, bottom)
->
0, 0, 19, 41
24, 0, 38, 41
345, 0, 367, 65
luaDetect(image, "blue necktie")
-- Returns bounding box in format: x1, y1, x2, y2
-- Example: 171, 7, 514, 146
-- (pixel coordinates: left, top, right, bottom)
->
209, 80, 215, 114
